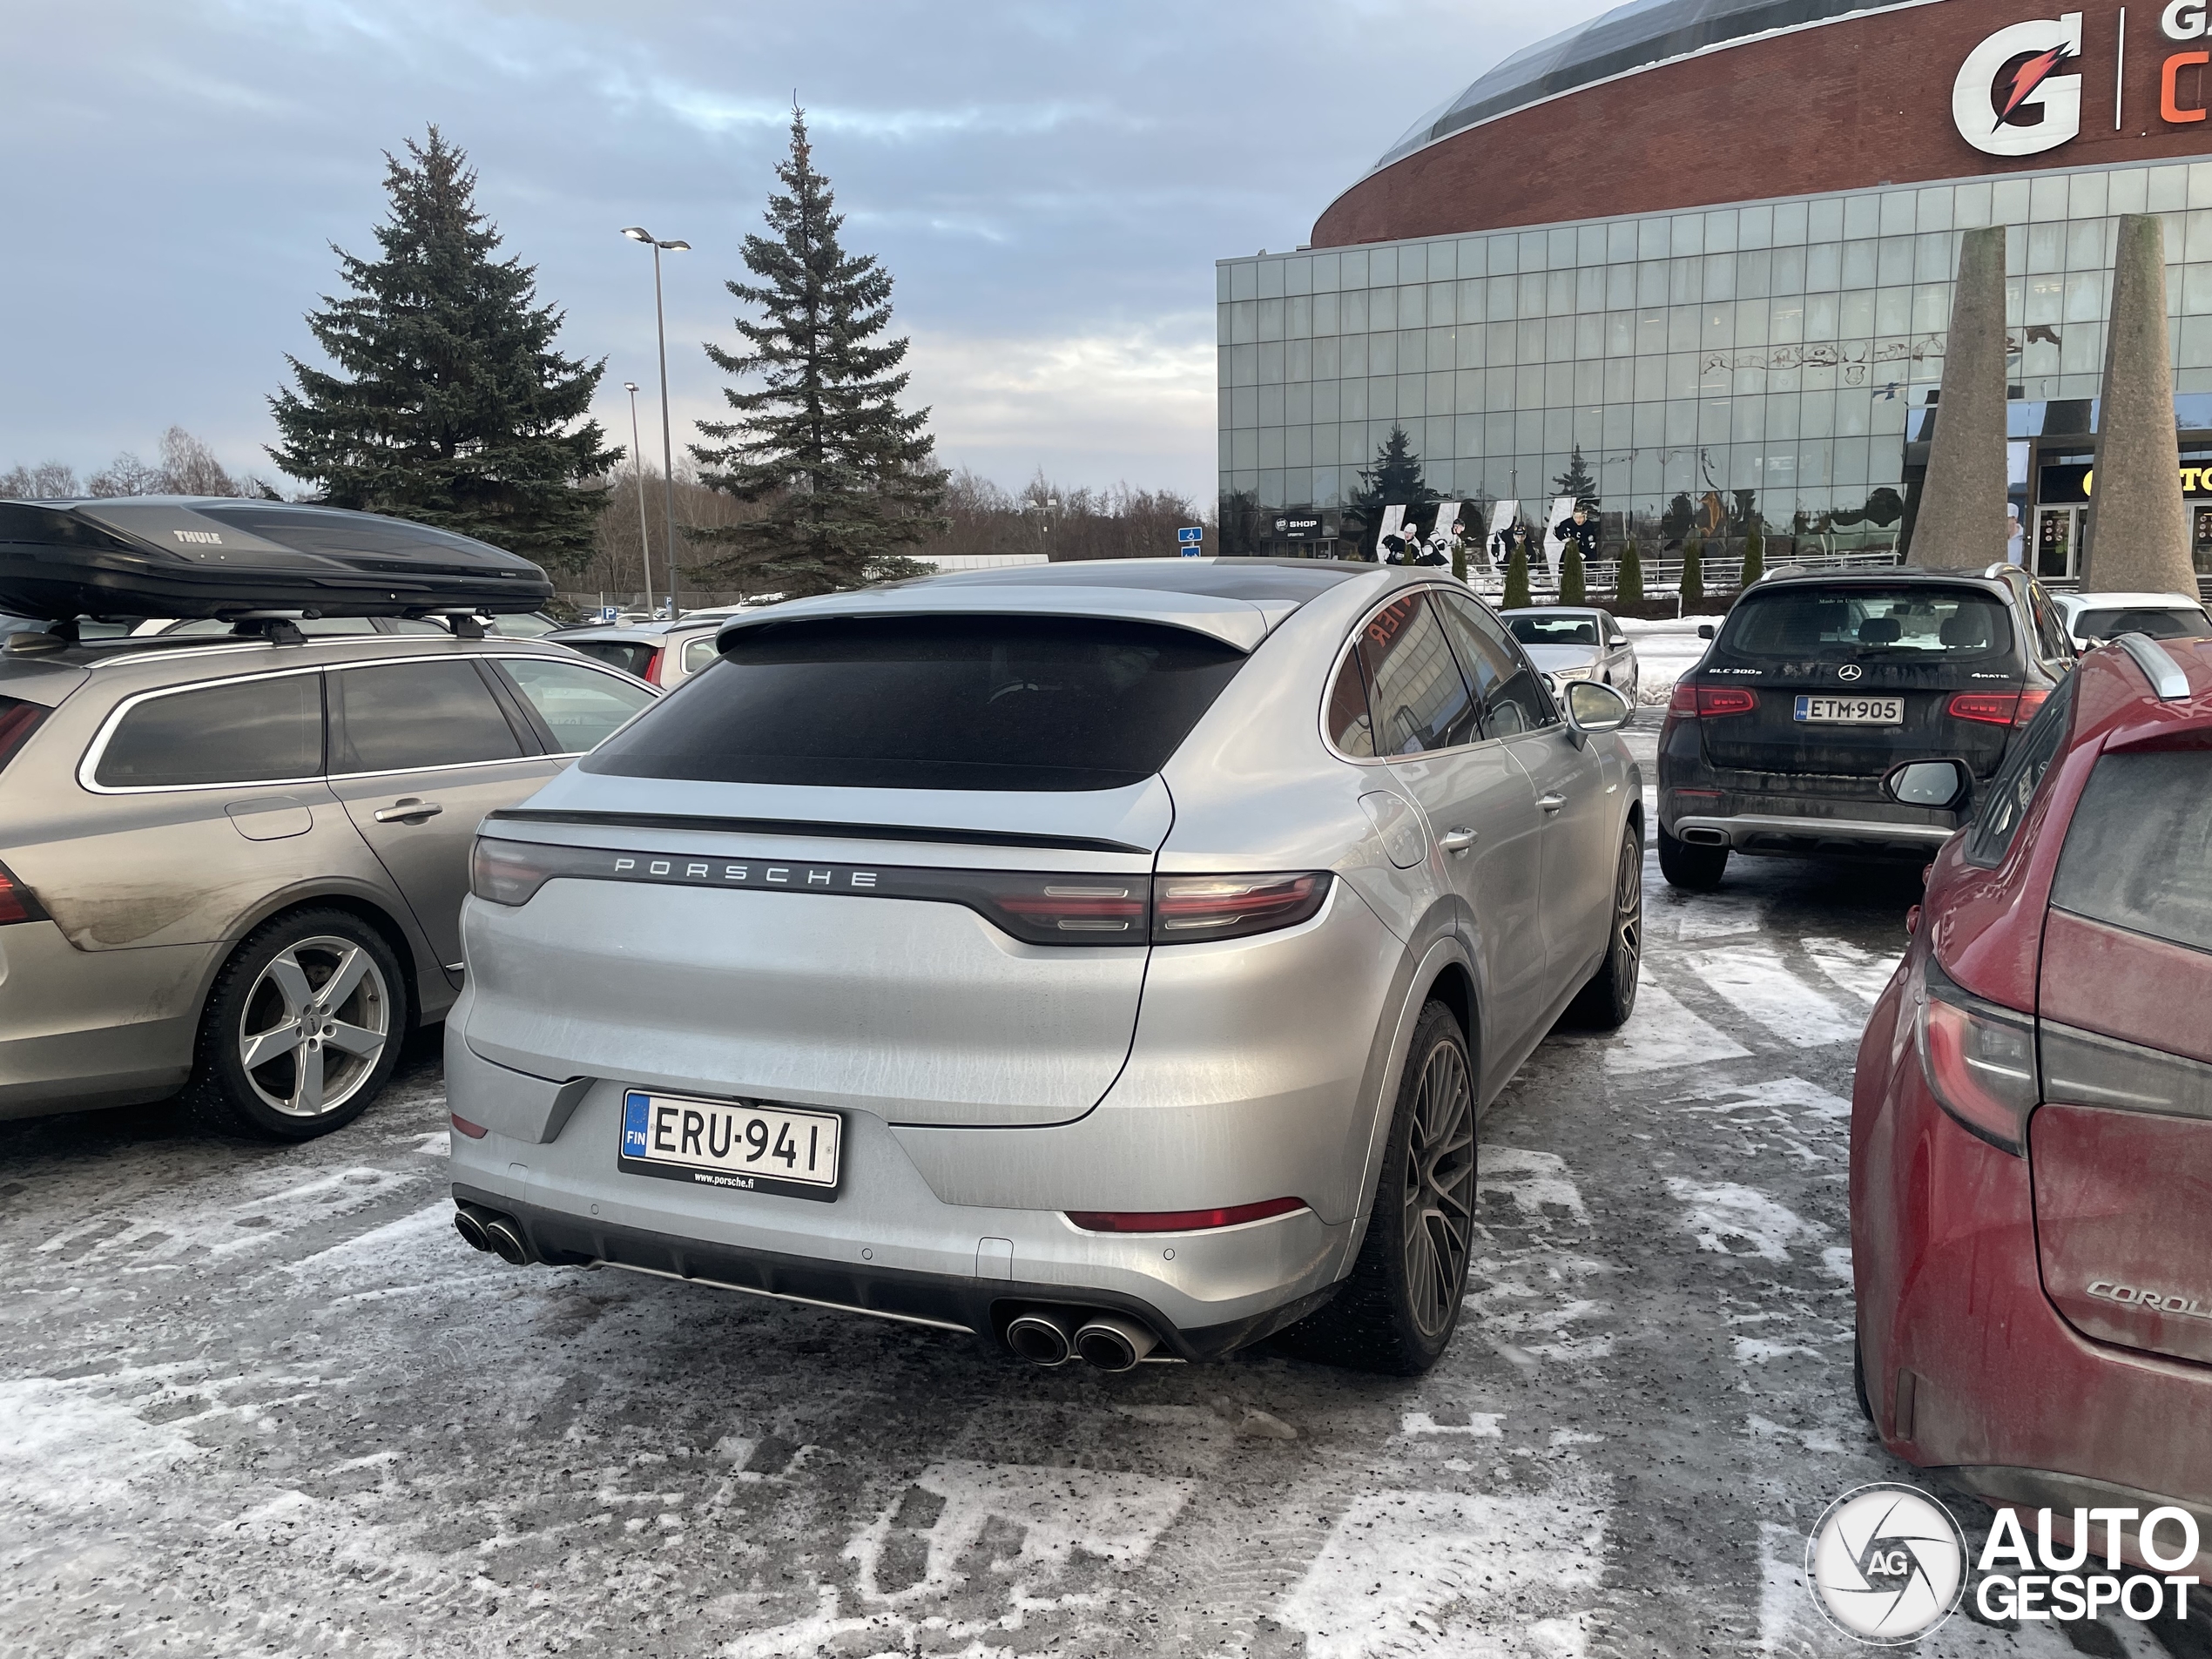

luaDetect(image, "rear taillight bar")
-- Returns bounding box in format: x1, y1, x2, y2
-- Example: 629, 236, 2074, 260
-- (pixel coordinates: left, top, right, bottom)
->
469, 837, 1331, 948
1669, 684, 1757, 718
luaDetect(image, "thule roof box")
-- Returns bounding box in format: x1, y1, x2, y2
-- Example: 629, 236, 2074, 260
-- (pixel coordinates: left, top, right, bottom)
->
0, 497, 554, 622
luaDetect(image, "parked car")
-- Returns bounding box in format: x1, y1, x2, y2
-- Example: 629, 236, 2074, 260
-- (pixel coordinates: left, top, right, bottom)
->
2048, 588, 2209, 652
1851, 630, 2212, 1577
446, 559, 1643, 1375
0, 633, 656, 1136
1655, 565, 2077, 888
545, 618, 725, 686
1502, 606, 1639, 701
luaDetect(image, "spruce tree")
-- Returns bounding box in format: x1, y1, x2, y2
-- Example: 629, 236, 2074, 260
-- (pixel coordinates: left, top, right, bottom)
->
1739, 518, 1765, 590
1616, 536, 1645, 604
691, 109, 947, 596
1560, 543, 1587, 604
268, 129, 615, 573
1503, 544, 1532, 610
1680, 536, 1706, 610
1552, 445, 1598, 511
1345, 425, 1438, 558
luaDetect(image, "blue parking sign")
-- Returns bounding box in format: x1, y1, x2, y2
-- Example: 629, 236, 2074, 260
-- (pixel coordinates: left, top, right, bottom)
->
1177, 526, 1204, 544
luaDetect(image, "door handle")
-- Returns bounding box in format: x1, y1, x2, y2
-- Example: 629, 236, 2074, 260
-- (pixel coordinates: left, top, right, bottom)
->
1537, 792, 1567, 813
373, 798, 443, 823
1440, 826, 1478, 853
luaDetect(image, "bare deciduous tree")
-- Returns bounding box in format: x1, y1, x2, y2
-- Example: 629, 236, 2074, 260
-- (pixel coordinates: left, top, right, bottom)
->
915, 469, 1201, 564
0, 462, 84, 500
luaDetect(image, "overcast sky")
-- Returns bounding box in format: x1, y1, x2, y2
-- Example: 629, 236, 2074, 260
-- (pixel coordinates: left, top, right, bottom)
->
1, 0, 1612, 504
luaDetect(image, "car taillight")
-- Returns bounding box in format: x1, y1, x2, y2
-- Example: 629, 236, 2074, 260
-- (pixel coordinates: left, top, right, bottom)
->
1946, 691, 2020, 725
450, 1112, 489, 1139
2011, 688, 2050, 725
1669, 682, 1698, 716
976, 875, 1150, 941
1696, 686, 1757, 717
1153, 873, 1331, 941
471, 837, 562, 906
644, 648, 664, 685
1065, 1197, 1308, 1233
0, 700, 45, 772
0, 860, 47, 926
1914, 957, 2037, 1155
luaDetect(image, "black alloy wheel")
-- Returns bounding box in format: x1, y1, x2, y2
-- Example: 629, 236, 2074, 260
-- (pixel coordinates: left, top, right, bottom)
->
1281, 1000, 1476, 1374
1566, 823, 1643, 1028
1658, 822, 1729, 890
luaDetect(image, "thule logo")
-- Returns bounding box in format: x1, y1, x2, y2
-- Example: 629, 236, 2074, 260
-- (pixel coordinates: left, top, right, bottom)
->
171, 529, 223, 545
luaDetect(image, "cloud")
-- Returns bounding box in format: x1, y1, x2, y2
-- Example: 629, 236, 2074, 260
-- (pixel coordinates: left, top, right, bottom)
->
0, 0, 1609, 499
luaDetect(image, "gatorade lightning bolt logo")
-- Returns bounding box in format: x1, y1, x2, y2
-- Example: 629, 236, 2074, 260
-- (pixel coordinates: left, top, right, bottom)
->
1953, 13, 2085, 156
1999, 43, 2074, 123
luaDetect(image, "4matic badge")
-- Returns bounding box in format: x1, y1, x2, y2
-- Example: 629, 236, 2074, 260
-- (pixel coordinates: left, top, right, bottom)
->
1953, 12, 2084, 156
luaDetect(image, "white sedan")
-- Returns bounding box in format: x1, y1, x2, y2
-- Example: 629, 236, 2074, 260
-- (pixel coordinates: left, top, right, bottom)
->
2049, 590, 2210, 652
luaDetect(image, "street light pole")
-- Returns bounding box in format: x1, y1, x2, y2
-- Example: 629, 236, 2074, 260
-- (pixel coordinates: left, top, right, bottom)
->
623, 381, 652, 617
622, 227, 690, 618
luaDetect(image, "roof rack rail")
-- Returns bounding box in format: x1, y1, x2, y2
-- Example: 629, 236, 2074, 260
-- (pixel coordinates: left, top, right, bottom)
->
2112, 631, 2192, 700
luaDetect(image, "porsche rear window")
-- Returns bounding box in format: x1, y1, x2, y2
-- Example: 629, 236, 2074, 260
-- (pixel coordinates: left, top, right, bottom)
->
1722, 587, 2013, 659
583, 615, 1247, 792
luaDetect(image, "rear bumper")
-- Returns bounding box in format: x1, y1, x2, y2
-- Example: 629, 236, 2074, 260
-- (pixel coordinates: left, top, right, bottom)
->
452, 1183, 1339, 1361
0, 921, 201, 1118
1671, 812, 1957, 859
447, 1048, 1354, 1354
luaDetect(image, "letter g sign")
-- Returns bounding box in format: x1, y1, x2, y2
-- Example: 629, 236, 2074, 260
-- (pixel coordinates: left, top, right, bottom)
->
1952, 13, 2084, 156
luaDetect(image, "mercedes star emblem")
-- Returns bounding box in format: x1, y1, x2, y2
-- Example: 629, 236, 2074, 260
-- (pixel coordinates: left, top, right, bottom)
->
1838, 664, 1864, 681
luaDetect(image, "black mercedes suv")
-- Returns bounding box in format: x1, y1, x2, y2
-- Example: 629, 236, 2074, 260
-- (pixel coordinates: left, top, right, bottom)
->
1656, 564, 2077, 888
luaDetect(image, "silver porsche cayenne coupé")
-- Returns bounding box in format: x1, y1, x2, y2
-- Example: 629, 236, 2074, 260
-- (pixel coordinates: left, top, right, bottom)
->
446, 559, 1642, 1374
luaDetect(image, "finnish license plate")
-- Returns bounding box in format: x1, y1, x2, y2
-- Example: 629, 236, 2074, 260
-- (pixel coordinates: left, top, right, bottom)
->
619, 1089, 841, 1201
1795, 694, 1903, 725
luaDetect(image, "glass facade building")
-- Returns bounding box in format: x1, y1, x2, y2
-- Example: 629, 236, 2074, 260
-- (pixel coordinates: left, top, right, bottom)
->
1218, 158, 2212, 575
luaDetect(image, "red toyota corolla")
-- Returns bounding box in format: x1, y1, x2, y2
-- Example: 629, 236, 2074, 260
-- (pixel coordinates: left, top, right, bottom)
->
1852, 629, 2212, 1574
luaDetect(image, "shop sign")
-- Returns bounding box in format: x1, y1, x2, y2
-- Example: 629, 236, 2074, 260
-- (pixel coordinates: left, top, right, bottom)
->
2039, 461, 2212, 500
1275, 512, 1332, 540
1952, 5, 2212, 156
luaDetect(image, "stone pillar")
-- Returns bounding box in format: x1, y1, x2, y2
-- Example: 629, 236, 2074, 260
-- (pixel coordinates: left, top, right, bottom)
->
1908, 226, 2010, 570
2082, 213, 2195, 593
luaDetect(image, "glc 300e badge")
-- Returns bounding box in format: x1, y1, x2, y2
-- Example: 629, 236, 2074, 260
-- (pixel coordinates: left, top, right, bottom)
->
1953, 12, 2083, 156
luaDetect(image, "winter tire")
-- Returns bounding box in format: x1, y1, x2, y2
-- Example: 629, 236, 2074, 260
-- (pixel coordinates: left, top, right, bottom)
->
184, 908, 408, 1141
1284, 1000, 1476, 1375
1658, 822, 1728, 890
1564, 824, 1642, 1029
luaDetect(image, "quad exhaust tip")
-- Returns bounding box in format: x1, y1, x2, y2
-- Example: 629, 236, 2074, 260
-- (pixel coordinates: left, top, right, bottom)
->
1007, 1309, 1163, 1372
1072, 1315, 1158, 1373
1005, 1311, 1075, 1367
454, 1204, 532, 1266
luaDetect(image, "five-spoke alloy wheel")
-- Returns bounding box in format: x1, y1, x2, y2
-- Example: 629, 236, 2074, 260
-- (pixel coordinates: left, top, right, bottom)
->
186, 908, 408, 1140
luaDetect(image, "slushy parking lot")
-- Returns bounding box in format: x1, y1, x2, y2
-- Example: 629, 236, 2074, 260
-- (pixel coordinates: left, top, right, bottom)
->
8, 699, 2195, 1659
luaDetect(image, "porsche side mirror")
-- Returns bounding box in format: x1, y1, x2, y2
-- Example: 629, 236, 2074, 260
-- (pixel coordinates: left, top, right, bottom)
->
1563, 678, 1633, 735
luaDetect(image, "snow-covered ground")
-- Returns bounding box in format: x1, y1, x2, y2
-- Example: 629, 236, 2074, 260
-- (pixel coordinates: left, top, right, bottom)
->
0, 716, 2195, 1656
1617, 615, 1724, 704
